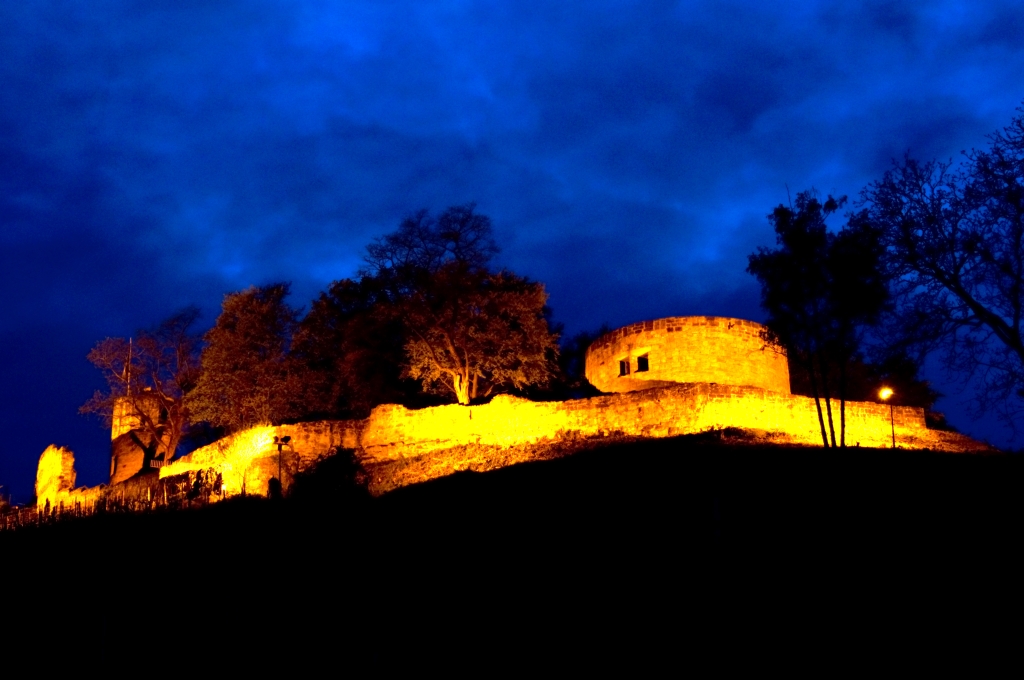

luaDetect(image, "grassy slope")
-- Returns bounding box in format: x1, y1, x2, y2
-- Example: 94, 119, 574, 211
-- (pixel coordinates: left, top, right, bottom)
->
4, 434, 1020, 666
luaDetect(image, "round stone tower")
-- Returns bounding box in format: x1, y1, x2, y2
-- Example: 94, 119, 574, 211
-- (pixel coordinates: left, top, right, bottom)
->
584, 316, 790, 394
109, 393, 166, 485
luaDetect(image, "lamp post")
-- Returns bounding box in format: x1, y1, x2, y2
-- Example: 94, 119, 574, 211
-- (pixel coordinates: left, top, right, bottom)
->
878, 387, 895, 449
274, 435, 291, 496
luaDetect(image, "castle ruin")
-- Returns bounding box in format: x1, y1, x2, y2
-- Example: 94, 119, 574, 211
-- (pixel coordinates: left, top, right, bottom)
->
157, 316, 988, 496
33, 316, 991, 509
109, 393, 169, 485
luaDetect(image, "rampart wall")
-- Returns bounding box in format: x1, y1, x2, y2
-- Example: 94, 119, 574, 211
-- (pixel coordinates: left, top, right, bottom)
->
158, 383, 987, 497
35, 445, 76, 510
357, 384, 961, 457
35, 445, 106, 512
586, 317, 790, 394
160, 421, 362, 496
28, 381, 988, 513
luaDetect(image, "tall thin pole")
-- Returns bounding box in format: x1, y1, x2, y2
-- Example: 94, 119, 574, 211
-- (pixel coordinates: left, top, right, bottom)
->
126, 337, 133, 396
879, 388, 895, 449
889, 403, 895, 449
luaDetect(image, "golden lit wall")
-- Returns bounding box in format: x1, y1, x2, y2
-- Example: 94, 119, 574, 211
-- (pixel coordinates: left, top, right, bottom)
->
110, 394, 163, 440
585, 317, 790, 394
34, 445, 106, 512
109, 394, 168, 485
156, 383, 986, 499
160, 420, 363, 496
357, 385, 970, 460
35, 445, 76, 510
110, 432, 148, 486
56, 485, 105, 513
111, 397, 141, 441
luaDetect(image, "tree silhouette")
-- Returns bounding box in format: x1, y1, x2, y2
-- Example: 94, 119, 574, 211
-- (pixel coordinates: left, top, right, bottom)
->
291, 276, 422, 419
363, 202, 499, 283
550, 325, 611, 400
402, 264, 558, 404
363, 204, 559, 405
748, 192, 888, 447
186, 284, 301, 431
81, 308, 202, 463
862, 105, 1024, 432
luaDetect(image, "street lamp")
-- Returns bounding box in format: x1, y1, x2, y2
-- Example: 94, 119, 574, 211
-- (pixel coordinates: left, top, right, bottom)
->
274, 435, 292, 496
878, 387, 895, 449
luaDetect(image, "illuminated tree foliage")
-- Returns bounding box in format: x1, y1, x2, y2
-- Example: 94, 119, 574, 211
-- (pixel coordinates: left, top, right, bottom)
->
748, 192, 888, 447
81, 308, 202, 462
403, 265, 558, 404
364, 204, 559, 405
863, 105, 1024, 430
186, 284, 301, 431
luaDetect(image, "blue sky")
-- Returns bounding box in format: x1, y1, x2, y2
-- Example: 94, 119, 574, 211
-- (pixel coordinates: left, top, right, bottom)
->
2, 0, 1022, 500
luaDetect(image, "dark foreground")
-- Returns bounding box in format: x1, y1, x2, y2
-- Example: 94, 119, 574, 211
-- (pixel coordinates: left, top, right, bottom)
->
4, 435, 1021, 668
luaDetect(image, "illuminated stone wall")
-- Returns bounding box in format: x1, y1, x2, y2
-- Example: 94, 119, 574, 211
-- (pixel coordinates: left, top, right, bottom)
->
110, 432, 148, 485
110, 394, 168, 485
585, 317, 790, 394
357, 384, 975, 460
353, 386, 985, 493
161, 420, 363, 496
56, 484, 105, 513
35, 445, 76, 510
34, 445, 106, 512
112, 397, 140, 441
110, 394, 163, 440
159, 384, 987, 498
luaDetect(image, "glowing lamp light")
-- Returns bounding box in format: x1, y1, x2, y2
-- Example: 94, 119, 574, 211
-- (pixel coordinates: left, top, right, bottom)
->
879, 387, 895, 448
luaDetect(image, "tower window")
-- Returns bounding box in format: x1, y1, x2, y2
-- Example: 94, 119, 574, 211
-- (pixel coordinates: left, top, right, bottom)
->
618, 360, 630, 376
636, 354, 649, 372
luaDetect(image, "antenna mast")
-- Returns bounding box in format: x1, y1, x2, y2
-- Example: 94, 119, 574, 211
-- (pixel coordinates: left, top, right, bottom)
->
126, 337, 132, 397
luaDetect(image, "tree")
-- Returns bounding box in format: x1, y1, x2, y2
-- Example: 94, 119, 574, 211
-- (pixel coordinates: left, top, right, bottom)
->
81, 307, 202, 463
363, 202, 499, 284
186, 284, 301, 432
364, 204, 559, 405
862, 105, 1024, 431
788, 351, 940, 410
550, 325, 611, 399
291, 276, 422, 419
748, 192, 888, 447
403, 265, 559, 404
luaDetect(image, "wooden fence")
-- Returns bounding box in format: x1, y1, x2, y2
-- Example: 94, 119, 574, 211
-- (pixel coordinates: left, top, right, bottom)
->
0, 467, 226, 532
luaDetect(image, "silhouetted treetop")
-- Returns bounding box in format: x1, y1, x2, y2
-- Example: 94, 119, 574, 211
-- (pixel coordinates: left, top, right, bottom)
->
748, 191, 888, 447
363, 203, 499, 279
186, 284, 301, 431
861, 103, 1024, 430
291, 276, 423, 418
358, 204, 559, 405
402, 265, 559, 405
81, 307, 203, 462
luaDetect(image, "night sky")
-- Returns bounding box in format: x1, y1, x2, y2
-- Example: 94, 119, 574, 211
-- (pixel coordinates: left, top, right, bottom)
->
3, 1, 1022, 502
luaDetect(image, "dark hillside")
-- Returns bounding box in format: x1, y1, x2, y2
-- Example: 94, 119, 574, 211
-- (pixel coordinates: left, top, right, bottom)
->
4, 435, 1020, 667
